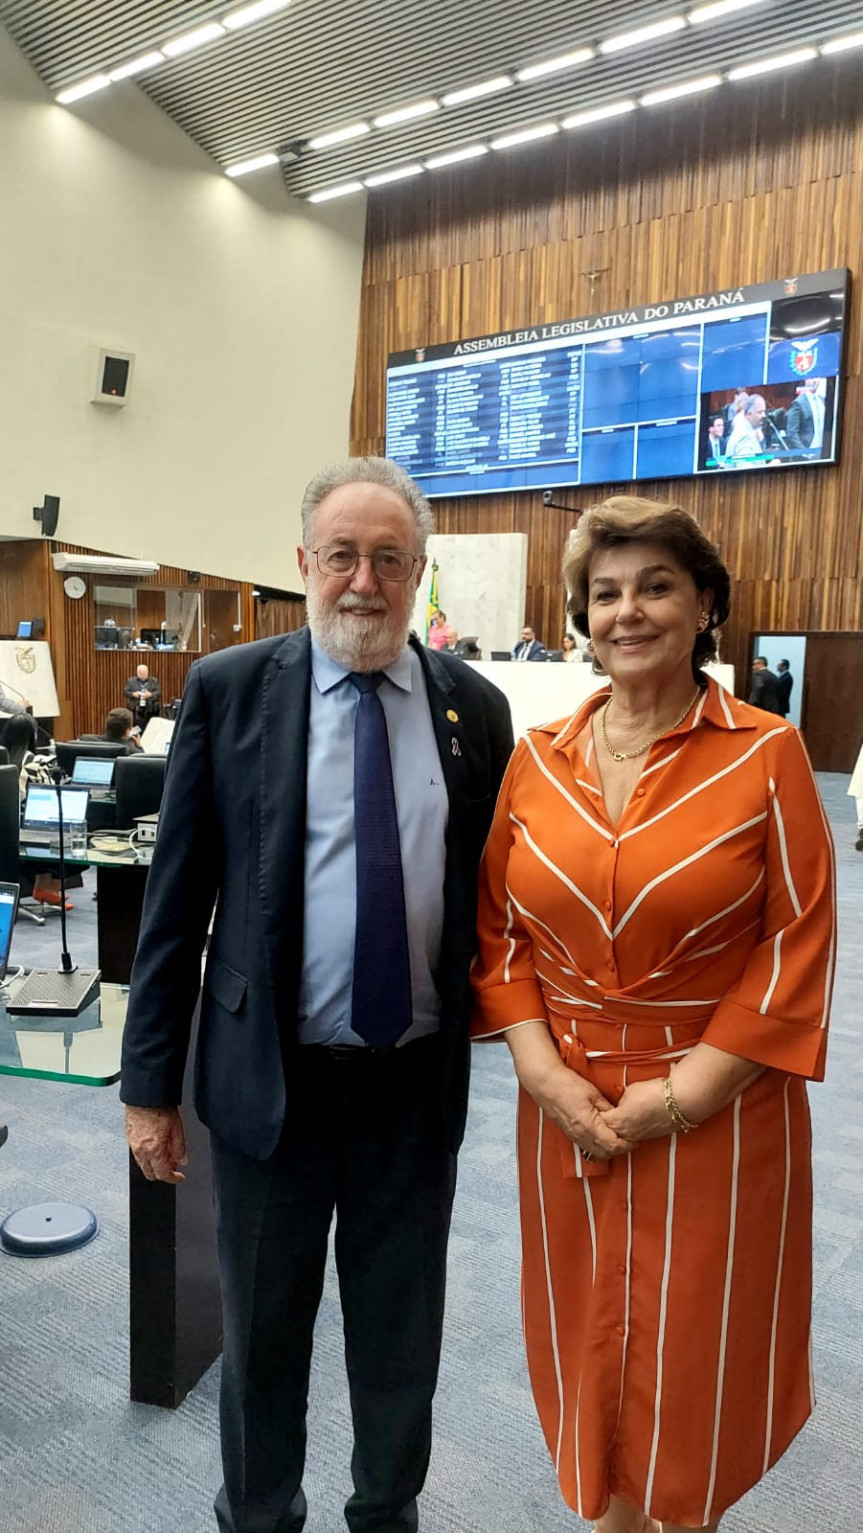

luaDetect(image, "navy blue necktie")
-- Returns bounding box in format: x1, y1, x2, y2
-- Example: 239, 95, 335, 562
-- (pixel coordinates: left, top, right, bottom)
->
349, 672, 413, 1048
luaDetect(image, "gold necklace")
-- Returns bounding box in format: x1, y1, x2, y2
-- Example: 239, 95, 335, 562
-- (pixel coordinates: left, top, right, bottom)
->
600, 685, 702, 762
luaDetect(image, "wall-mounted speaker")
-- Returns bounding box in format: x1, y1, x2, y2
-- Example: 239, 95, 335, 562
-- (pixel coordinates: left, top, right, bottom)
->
33, 495, 60, 536
90, 345, 135, 408
188, 571, 201, 584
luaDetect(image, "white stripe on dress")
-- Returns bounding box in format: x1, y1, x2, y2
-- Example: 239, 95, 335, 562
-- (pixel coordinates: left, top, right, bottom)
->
769, 781, 803, 917
762, 1077, 792, 1475
644, 1134, 678, 1517
614, 812, 768, 939
513, 814, 614, 940
536, 1110, 566, 1474
523, 731, 609, 839
703, 1094, 742, 1525
615, 1155, 634, 1434
503, 897, 516, 983
619, 729, 785, 843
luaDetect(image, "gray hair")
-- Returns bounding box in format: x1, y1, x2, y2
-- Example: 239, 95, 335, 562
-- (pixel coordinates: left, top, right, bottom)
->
744, 394, 765, 419
300, 457, 434, 550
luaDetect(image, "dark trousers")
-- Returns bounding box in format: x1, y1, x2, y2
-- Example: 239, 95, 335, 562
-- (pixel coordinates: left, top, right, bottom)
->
211, 1037, 457, 1533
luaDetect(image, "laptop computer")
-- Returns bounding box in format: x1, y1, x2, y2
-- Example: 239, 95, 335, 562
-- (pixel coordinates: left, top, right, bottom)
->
71, 756, 116, 788
0, 882, 19, 981
20, 784, 89, 847
490, 651, 512, 662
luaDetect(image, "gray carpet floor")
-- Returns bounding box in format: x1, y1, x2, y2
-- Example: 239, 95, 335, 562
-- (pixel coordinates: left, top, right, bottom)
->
0, 774, 861, 1532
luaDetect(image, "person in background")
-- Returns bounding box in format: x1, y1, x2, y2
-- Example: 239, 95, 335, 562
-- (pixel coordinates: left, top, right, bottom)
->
427, 608, 456, 651
3, 713, 54, 798
848, 737, 863, 851
104, 707, 143, 753
120, 455, 513, 1533
3, 714, 72, 909
124, 663, 161, 727
704, 413, 726, 466
512, 625, 547, 661
0, 681, 30, 715
776, 657, 793, 718
726, 393, 768, 463
785, 377, 826, 455
561, 633, 582, 663
472, 494, 835, 1533
749, 655, 783, 714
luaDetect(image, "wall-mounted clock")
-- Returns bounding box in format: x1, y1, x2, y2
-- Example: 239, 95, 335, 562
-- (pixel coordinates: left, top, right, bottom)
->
64, 576, 86, 599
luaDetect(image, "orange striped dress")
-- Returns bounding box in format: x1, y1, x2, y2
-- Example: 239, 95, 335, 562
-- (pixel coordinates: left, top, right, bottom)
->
471, 677, 835, 1527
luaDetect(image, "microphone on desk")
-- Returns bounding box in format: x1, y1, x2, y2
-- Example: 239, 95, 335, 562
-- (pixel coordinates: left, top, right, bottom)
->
6, 769, 101, 1018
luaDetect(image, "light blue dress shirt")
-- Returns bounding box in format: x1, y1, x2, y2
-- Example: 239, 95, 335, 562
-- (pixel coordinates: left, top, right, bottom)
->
297, 640, 447, 1047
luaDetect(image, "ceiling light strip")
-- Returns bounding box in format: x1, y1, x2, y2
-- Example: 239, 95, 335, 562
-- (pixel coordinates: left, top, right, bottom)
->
516, 48, 594, 82
441, 75, 513, 106
600, 17, 687, 55
641, 73, 722, 105
491, 123, 559, 150
688, 0, 762, 22
226, 152, 280, 177
373, 100, 439, 128
424, 145, 489, 169
307, 181, 365, 203
223, 0, 290, 29
820, 30, 863, 55
162, 22, 226, 59
364, 164, 425, 187
727, 46, 818, 80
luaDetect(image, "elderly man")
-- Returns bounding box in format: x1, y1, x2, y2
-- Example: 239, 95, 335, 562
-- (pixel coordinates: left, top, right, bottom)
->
120, 457, 513, 1533
124, 662, 161, 727
726, 393, 769, 465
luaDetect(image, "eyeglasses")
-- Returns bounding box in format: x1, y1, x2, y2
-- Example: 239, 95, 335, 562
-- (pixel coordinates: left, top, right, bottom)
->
312, 546, 419, 583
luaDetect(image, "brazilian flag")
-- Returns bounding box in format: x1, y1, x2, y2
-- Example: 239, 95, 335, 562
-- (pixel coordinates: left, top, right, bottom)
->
425, 561, 439, 642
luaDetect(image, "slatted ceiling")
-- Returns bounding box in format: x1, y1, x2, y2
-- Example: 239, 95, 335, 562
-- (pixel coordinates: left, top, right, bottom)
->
4, 0, 863, 199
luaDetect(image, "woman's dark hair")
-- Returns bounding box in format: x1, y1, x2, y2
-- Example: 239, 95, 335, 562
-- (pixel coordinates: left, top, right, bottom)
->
562, 495, 731, 676
562, 633, 576, 649
105, 706, 134, 741
2, 713, 38, 773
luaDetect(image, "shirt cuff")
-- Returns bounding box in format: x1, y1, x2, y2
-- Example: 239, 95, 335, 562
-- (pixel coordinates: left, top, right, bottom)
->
703, 1001, 827, 1080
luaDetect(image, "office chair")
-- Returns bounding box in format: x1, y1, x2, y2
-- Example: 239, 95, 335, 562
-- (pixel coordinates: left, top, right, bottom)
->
114, 754, 167, 829
453, 637, 482, 660
0, 746, 9, 765
55, 739, 128, 777
0, 762, 44, 926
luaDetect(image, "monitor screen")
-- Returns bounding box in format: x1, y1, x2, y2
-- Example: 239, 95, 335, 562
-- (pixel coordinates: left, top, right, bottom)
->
71, 756, 116, 786
16, 620, 32, 638
23, 785, 89, 827
385, 268, 849, 497
0, 882, 18, 980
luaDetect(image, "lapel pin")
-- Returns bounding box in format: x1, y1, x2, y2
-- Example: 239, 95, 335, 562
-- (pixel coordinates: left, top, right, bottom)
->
451, 738, 462, 756
446, 709, 459, 723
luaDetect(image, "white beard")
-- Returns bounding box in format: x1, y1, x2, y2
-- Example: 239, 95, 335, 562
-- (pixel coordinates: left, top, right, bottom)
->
305, 583, 415, 672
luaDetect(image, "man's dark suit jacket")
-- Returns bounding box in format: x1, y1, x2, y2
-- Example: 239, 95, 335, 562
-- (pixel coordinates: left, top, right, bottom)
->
749, 667, 783, 714
120, 629, 514, 1160
124, 673, 162, 716
512, 639, 547, 662
776, 671, 793, 717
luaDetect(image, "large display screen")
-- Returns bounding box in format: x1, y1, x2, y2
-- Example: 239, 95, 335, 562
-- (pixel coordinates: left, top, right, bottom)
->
385, 268, 849, 497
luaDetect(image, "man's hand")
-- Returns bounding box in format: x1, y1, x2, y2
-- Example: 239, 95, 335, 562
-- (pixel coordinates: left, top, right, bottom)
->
125, 1105, 188, 1183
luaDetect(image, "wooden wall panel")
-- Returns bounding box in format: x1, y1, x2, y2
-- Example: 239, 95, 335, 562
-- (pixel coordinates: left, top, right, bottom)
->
2, 542, 257, 739
352, 62, 863, 691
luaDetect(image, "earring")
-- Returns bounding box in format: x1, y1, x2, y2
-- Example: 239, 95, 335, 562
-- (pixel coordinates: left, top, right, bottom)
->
697, 614, 709, 632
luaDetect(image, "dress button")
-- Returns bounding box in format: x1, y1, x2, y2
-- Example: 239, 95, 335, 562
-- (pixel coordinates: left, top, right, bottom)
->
616, 1324, 626, 1337
618, 1263, 627, 1275
605, 900, 612, 912
636, 787, 645, 797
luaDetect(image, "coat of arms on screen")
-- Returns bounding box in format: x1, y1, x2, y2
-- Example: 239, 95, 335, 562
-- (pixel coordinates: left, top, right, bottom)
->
791, 339, 818, 375
784, 277, 799, 296
15, 646, 36, 674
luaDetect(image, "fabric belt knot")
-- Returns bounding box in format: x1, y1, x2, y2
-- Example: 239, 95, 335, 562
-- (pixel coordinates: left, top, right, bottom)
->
349, 671, 413, 1049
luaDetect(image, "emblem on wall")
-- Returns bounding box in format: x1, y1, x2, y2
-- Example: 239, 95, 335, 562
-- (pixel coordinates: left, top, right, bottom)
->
15, 646, 36, 675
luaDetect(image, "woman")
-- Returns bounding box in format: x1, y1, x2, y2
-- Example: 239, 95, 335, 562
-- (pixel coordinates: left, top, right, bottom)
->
427, 609, 456, 651
472, 496, 835, 1533
561, 633, 581, 662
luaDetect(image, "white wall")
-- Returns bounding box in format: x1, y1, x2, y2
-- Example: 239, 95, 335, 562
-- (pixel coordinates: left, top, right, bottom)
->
415, 533, 528, 656
0, 28, 367, 585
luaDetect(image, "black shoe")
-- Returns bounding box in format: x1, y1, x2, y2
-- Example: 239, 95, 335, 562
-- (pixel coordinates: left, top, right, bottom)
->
856, 830, 863, 852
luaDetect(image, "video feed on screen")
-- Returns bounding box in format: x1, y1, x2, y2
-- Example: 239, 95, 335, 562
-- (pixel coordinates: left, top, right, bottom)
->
698, 377, 837, 472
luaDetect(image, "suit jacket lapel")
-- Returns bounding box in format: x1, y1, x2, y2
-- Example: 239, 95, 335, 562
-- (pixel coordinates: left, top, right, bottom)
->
259, 629, 311, 999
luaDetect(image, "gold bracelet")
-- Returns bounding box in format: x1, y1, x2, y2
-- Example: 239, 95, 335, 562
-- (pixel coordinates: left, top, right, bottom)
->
663, 1075, 698, 1133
